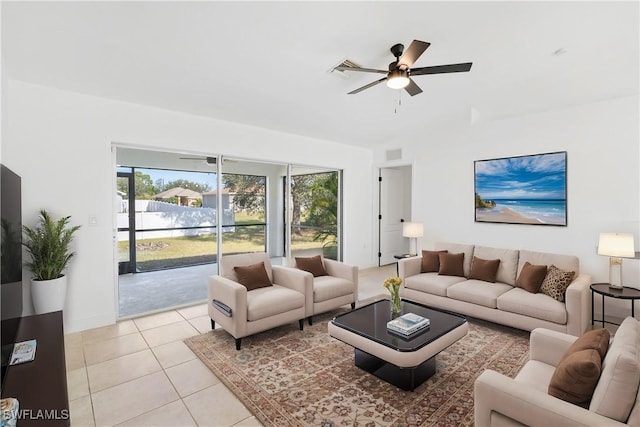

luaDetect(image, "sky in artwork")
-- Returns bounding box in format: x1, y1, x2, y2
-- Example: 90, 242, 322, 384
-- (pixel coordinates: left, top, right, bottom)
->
475, 152, 566, 200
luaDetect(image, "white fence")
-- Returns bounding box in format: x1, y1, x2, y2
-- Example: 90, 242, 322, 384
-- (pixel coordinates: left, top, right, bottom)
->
117, 200, 235, 241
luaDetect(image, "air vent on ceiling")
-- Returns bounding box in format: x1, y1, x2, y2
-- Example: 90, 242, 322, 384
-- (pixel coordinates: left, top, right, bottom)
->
386, 149, 402, 161
329, 59, 361, 77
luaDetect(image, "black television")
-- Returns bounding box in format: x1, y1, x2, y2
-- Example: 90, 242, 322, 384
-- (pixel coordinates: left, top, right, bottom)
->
1, 164, 23, 386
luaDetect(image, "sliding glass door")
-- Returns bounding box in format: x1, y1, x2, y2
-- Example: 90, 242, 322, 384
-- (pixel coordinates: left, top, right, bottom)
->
114, 147, 343, 318
116, 166, 217, 273
220, 173, 267, 256
288, 166, 342, 260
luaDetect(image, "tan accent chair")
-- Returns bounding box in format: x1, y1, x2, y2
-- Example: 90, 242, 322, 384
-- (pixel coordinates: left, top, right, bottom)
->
474, 318, 640, 426
289, 257, 358, 325
208, 252, 307, 350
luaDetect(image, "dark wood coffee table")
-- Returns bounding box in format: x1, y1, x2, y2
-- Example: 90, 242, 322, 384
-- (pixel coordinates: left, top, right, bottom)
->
328, 299, 467, 391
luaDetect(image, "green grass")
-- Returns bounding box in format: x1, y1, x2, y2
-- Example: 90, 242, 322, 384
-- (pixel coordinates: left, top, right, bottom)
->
118, 225, 327, 268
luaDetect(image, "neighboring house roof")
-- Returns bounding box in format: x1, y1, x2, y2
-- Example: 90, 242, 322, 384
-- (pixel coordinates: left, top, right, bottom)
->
154, 187, 202, 199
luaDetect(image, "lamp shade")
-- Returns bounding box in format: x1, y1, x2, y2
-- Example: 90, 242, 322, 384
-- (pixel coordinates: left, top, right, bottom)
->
598, 233, 635, 258
402, 222, 424, 238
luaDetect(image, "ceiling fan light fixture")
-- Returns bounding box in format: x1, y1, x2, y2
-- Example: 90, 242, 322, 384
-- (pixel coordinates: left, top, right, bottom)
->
386, 70, 410, 89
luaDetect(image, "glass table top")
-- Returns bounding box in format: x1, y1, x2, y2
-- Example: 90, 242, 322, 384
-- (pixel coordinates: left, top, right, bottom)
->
331, 299, 467, 352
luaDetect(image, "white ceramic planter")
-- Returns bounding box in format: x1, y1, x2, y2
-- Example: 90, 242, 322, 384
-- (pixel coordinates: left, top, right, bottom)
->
31, 276, 67, 314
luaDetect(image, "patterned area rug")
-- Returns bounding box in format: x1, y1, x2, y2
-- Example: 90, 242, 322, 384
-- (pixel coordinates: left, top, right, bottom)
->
184, 309, 529, 426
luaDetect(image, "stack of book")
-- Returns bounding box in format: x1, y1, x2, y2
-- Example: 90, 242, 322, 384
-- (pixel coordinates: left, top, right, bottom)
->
387, 313, 430, 337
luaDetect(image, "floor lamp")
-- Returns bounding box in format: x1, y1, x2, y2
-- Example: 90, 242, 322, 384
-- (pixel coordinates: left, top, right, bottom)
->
598, 232, 635, 289
402, 222, 424, 256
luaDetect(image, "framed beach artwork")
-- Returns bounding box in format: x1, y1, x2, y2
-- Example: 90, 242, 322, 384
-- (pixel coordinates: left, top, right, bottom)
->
474, 151, 567, 226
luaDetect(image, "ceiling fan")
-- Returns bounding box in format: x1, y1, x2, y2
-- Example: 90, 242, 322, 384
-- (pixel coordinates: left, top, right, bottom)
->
336, 40, 472, 96
179, 156, 238, 165
179, 156, 218, 165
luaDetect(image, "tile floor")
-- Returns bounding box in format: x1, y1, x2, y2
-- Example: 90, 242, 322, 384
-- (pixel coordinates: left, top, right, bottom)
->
66, 264, 396, 426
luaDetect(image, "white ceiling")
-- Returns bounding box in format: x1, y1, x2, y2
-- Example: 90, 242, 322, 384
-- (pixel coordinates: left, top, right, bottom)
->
2, 1, 638, 148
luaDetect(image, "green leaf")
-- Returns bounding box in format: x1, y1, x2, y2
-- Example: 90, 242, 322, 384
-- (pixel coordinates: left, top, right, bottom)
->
22, 209, 81, 281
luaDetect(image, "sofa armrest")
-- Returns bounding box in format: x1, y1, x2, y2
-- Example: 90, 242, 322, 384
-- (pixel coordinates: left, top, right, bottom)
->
275, 266, 314, 317
398, 257, 422, 279
529, 328, 577, 366
272, 265, 308, 295
324, 258, 359, 302
208, 275, 248, 337
324, 259, 358, 285
474, 370, 627, 427
565, 273, 591, 336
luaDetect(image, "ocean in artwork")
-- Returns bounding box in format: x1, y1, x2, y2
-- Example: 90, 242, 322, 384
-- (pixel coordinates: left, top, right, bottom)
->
486, 199, 566, 224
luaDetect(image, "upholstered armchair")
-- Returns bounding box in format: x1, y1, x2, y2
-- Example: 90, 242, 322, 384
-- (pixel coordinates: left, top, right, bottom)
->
208, 252, 307, 350
289, 255, 358, 325
474, 319, 640, 427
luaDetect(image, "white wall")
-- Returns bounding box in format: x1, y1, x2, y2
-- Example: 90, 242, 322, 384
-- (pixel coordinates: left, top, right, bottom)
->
4, 80, 375, 333
375, 95, 640, 319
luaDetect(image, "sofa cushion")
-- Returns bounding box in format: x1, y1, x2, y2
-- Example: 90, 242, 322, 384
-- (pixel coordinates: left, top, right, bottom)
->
447, 280, 513, 308
515, 262, 547, 293
590, 317, 640, 422
590, 349, 639, 422
246, 284, 304, 321
517, 249, 579, 278
434, 242, 475, 277
474, 246, 520, 286
295, 255, 327, 277
548, 348, 602, 404
497, 288, 567, 324
405, 273, 467, 297
469, 256, 500, 283
540, 265, 575, 302
234, 262, 273, 291
561, 328, 610, 361
438, 252, 465, 277
312, 276, 353, 302
421, 250, 447, 273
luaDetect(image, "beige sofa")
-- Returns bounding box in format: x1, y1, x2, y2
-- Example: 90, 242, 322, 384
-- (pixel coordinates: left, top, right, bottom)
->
475, 318, 640, 426
398, 242, 591, 336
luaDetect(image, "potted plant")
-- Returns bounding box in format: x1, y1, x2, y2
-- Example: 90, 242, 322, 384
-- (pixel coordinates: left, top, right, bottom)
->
23, 209, 81, 314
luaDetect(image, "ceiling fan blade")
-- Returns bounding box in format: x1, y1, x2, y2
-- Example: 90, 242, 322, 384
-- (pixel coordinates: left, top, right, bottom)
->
398, 40, 430, 69
335, 66, 387, 74
348, 77, 387, 94
410, 62, 473, 76
179, 156, 217, 164
404, 79, 423, 96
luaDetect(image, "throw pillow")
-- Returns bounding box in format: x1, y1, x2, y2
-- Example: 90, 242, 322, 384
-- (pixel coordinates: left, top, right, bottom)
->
295, 255, 327, 277
540, 265, 576, 302
548, 348, 602, 404
234, 262, 273, 291
421, 250, 448, 273
515, 262, 548, 293
468, 256, 500, 283
561, 328, 610, 362
438, 252, 465, 277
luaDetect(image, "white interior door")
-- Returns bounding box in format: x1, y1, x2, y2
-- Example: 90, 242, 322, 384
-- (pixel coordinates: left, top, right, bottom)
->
379, 168, 409, 265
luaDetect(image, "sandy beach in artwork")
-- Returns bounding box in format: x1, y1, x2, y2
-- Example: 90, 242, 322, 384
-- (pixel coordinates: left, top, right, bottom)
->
475, 207, 543, 224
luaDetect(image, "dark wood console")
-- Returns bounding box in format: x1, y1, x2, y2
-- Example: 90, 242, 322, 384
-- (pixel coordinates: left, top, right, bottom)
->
1, 311, 70, 426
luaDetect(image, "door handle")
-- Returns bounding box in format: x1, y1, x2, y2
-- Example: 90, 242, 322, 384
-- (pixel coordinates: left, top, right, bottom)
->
400, 218, 405, 222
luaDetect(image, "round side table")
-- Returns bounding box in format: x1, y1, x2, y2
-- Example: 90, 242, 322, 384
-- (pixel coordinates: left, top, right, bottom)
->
590, 283, 640, 328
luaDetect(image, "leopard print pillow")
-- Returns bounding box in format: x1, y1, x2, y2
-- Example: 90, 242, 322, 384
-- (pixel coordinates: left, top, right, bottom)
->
540, 265, 576, 302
